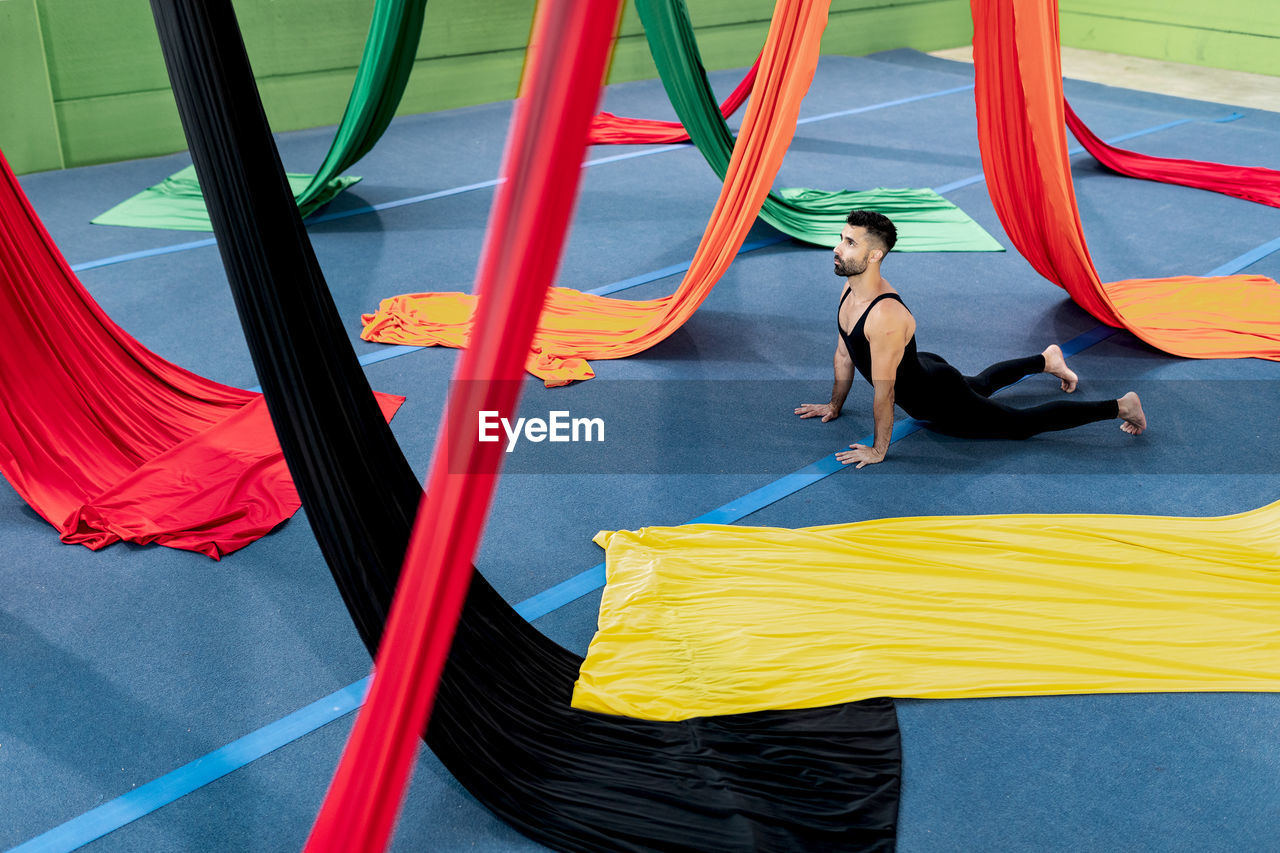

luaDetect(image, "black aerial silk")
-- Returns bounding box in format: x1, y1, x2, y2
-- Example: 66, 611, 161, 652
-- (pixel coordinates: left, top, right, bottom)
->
148, 1, 902, 849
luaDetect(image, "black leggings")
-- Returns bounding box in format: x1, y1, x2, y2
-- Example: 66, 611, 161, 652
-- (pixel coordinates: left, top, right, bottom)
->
905, 353, 1119, 440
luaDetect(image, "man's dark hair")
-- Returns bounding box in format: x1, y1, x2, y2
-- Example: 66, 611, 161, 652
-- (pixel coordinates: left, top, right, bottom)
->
846, 209, 897, 253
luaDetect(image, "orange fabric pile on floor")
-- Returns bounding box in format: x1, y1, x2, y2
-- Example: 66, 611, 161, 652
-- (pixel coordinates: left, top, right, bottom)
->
971, 0, 1280, 360
362, 0, 835, 386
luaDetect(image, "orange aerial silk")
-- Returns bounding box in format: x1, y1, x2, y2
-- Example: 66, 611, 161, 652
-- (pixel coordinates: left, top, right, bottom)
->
587, 55, 759, 145
971, 0, 1280, 360
362, 0, 835, 386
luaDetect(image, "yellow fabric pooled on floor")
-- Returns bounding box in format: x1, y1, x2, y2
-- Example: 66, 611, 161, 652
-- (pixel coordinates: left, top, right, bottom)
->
573, 502, 1280, 721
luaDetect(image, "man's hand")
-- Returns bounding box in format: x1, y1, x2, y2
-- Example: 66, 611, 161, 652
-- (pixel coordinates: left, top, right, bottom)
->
836, 443, 884, 468
795, 403, 839, 422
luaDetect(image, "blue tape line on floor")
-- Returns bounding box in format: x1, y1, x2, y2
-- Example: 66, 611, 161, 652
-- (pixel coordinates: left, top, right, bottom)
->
305, 179, 502, 225
7, 679, 370, 853
1208, 237, 1280, 276
249, 235, 791, 389
516, 566, 607, 621
931, 112, 1240, 195
795, 83, 973, 126
23, 105, 1280, 853
334, 110, 1215, 380
69, 238, 217, 273
494, 244, 1280, 622
515, 324, 1121, 620
586, 236, 788, 296
70, 83, 975, 274
0, 304, 1171, 853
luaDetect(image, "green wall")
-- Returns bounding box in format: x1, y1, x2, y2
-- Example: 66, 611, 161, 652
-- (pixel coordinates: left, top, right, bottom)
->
0, 0, 977, 176
610, 0, 974, 86
23, 0, 543, 174
18, 0, 1274, 176
1060, 0, 1280, 77
0, 0, 63, 173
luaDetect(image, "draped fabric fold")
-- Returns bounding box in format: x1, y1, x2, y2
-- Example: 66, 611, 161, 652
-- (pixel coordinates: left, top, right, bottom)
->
632, 0, 1002, 251
971, 0, 1280, 360
587, 54, 759, 145
361, 0, 934, 387
308, 1, 628, 845
150, 0, 901, 850
289, 0, 428, 215
424, 574, 902, 853
95, 0, 428, 231
574, 502, 1280, 721
0, 149, 403, 558
1065, 100, 1280, 209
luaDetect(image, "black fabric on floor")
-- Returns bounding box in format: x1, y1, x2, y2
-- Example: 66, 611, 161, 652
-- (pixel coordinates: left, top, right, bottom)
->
149, 1, 903, 850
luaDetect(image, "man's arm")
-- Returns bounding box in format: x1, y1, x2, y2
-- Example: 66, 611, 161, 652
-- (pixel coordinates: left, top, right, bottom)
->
837, 301, 908, 467
866, 378, 896, 454
795, 333, 854, 422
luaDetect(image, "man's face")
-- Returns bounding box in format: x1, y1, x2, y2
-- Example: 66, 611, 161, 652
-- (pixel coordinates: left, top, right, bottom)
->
833, 225, 875, 278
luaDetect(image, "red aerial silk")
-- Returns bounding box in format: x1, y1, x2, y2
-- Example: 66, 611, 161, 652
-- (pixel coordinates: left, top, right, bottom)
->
0, 150, 402, 558
586, 54, 760, 145
303, 0, 623, 850
1065, 100, 1280, 209
971, 0, 1280, 360
362, 0, 836, 385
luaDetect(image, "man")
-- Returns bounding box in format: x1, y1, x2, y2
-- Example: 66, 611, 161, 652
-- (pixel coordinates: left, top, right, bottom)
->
795, 210, 1146, 468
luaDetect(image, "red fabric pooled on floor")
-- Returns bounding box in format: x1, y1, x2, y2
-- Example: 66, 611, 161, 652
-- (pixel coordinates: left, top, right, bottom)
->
0, 149, 402, 558
1065, 99, 1280, 209
586, 54, 759, 145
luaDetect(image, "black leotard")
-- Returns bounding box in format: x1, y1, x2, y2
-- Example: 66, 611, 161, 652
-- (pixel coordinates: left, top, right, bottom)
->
837, 289, 1118, 440
838, 291, 932, 414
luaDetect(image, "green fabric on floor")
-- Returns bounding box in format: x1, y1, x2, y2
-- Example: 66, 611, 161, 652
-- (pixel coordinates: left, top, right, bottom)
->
93, 0, 426, 231
92, 166, 359, 231
775, 187, 1000, 251
634, 0, 1003, 252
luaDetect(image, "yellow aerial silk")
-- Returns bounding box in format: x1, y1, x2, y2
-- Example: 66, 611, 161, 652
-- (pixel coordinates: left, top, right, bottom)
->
572, 502, 1280, 721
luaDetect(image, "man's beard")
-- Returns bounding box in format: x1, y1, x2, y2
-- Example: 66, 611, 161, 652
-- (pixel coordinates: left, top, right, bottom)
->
834, 257, 866, 277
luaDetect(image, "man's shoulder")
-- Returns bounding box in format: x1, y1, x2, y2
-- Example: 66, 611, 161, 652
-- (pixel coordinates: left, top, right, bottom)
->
865, 290, 911, 326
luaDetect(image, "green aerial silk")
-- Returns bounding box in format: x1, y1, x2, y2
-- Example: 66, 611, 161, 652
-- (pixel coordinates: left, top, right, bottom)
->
634, 0, 1003, 252
94, 0, 427, 231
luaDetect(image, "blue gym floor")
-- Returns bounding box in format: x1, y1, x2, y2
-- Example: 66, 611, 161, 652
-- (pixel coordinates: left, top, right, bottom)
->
5, 48, 1279, 852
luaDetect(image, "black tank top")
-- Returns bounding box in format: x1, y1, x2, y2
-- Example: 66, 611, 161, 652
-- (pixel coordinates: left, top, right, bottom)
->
837, 290, 926, 407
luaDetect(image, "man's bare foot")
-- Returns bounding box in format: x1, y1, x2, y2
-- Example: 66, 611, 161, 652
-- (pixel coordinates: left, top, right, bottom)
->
1042, 344, 1078, 393
1117, 391, 1146, 435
